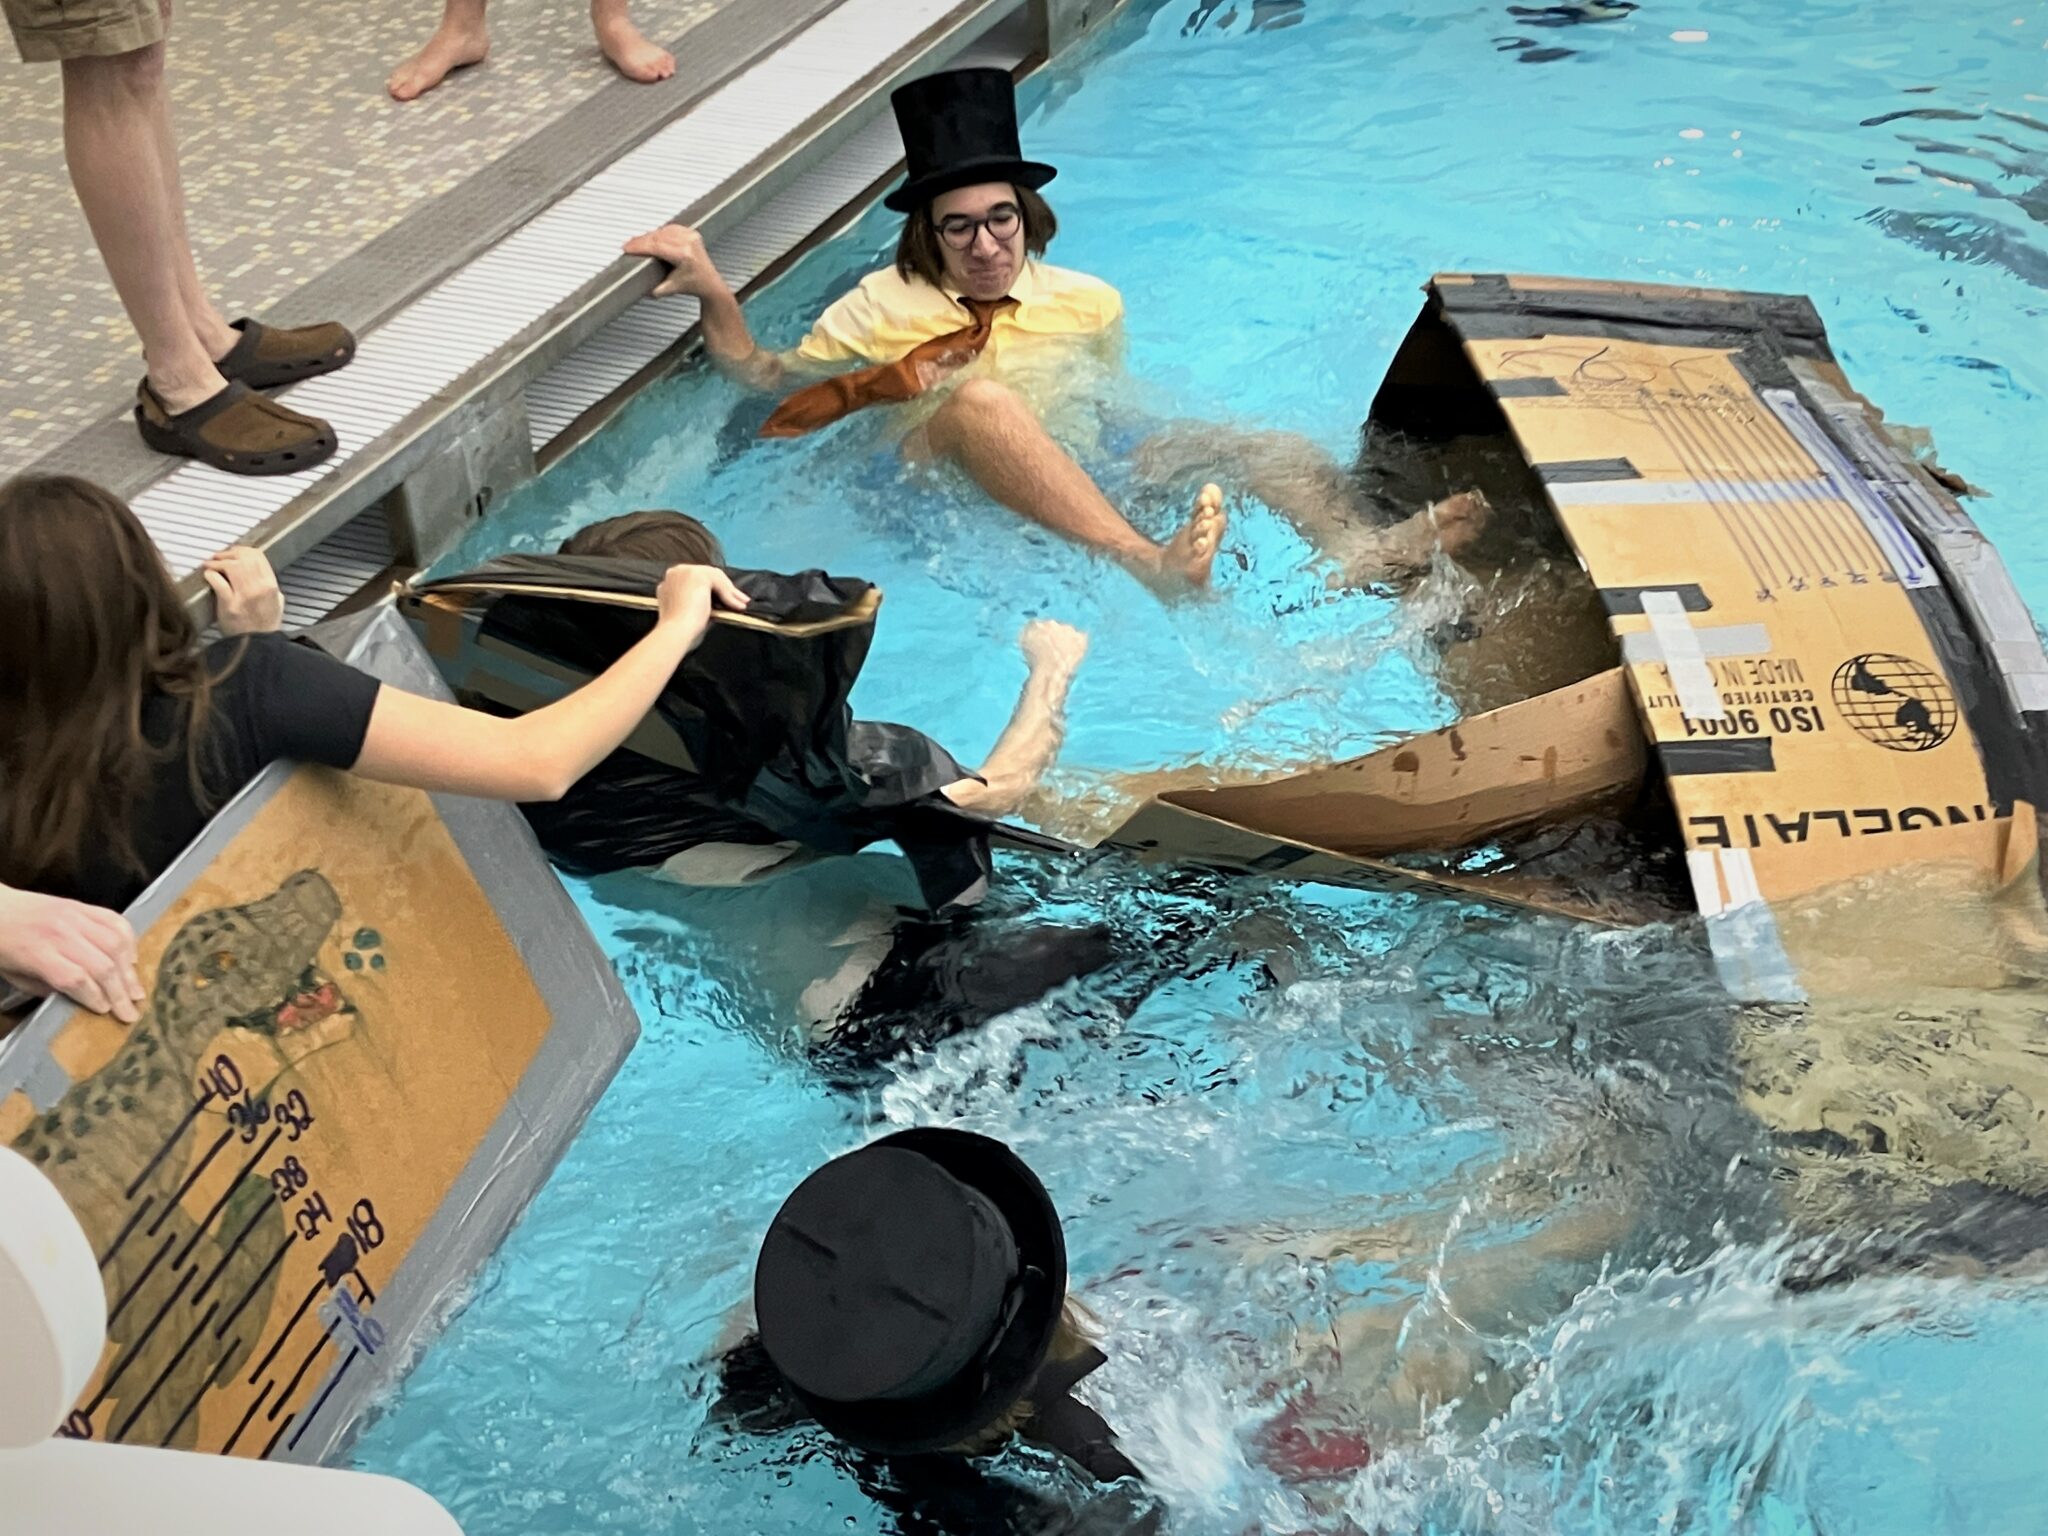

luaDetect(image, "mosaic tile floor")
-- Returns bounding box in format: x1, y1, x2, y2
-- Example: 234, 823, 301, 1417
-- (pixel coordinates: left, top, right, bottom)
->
0, 0, 736, 479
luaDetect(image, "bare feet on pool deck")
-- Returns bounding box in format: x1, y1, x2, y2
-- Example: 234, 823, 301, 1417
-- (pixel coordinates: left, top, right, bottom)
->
1140, 482, 1228, 593
593, 1, 676, 82
387, 13, 490, 101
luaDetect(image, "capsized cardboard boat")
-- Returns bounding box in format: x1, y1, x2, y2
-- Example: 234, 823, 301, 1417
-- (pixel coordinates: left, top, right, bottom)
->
0, 606, 640, 1465
1104, 274, 2048, 1004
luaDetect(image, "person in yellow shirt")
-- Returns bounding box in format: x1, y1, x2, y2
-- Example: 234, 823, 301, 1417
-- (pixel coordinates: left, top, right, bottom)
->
625, 68, 1229, 595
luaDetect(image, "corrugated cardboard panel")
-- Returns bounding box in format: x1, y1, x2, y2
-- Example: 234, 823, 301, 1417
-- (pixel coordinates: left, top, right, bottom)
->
1155, 668, 1645, 857
1104, 671, 1654, 926
1105, 795, 1628, 925
1457, 330, 2005, 918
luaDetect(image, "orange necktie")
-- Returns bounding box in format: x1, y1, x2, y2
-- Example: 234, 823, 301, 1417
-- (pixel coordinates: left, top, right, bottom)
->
759, 296, 1018, 439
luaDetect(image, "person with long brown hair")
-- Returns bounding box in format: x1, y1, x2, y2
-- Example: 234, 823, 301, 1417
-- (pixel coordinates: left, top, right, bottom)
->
0, 473, 747, 1016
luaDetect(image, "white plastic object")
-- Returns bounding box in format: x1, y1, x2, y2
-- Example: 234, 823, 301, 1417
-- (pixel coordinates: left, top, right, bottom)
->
2, 1438, 466, 1534
1, 1146, 463, 1535
0, 1146, 107, 1449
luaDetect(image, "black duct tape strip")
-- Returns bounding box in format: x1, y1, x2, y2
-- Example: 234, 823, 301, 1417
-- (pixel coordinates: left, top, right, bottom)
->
1902, 580, 2029, 817
1439, 312, 1832, 361
1783, 381, 2035, 817
987, 822, 1087, 858
1601, 584, 1712, 616
1244, 845, 1315, 874
1539, 458, 1641, 484
1661, 737, 1778, 776
1434, 281, 1831, 358
1489, 377, 1569, 399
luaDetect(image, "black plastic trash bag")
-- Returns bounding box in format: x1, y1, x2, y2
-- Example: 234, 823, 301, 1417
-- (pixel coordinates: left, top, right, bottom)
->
399, 554, 997, 911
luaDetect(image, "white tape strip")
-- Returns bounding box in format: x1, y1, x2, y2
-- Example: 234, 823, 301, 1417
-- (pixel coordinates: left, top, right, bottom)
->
1702, 848, 1805, 1002
1619, 622, 1772, 667
1544, 477, 1838, 507
1763, 389, 1938, 589
1717, 847, 1765, 909
1820, 397, 2048, 714
1686, 848, 1726, 918
1640, 590, 1726, 721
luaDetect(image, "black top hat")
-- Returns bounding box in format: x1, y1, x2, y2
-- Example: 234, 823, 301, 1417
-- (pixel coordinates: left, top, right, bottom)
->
754, 1127, 1067, 1454
884, 67, 1058, 214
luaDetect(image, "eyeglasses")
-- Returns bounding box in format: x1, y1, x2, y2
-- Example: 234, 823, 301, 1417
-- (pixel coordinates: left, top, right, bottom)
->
935, 203, 1022, 251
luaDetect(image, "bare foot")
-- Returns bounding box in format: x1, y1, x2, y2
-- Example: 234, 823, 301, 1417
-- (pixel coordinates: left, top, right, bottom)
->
388, 16, 490, 101
1327, 487, 1491, 589
1144, 482, 1227, 591
1429, 488, 1492, 563
1020, 618, 1090, 682
592, 6, 675, 82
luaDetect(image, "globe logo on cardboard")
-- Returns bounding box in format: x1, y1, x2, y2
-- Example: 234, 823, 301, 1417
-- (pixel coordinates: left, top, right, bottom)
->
1831, 653, 1957, 752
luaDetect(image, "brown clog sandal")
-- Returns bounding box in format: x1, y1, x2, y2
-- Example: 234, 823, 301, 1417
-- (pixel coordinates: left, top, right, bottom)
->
135, 379, 338, 476
214, 317, 357, 390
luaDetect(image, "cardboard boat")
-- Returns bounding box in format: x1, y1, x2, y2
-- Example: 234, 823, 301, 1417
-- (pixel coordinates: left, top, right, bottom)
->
0, 606, 640, 1465
1105, 273, 2048, 1003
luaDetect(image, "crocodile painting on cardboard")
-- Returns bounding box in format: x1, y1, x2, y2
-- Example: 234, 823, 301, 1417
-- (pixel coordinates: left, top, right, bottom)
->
1106, 273, 2048, 1004
0, 607, 640, 1465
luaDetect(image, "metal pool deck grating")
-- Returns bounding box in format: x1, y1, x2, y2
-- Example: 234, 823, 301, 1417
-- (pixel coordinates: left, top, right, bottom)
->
126, 0, 1030, 598
522, 22, 1030, 456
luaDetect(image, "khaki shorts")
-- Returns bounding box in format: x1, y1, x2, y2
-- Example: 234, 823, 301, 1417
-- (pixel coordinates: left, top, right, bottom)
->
5, 0, 164, 62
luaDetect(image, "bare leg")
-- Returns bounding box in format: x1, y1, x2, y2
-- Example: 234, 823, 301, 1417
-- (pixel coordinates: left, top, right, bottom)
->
147, 47, 236, 362
388, 0, 491, 101
1137, 422, 1362, 535
1287, 1199, 1632, 1443
917, 379, 1225, 591
942, 621, 1090, 817
1137, 421, 1490, 585
1320, 490, 1491, 587
60, 44, 224, 411
590, 0, 675, 81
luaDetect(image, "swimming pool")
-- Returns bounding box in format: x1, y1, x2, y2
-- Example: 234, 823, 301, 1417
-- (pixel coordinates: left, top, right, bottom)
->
351, 2, 2048, 1531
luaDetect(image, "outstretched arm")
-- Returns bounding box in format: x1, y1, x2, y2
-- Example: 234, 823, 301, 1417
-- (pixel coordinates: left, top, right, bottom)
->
352, 565, 749, 802
623, 223, 789, 393
941, 621, 1090, 817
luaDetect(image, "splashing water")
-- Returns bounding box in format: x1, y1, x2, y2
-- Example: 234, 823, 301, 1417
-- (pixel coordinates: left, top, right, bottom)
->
358, 0, 2048, 1531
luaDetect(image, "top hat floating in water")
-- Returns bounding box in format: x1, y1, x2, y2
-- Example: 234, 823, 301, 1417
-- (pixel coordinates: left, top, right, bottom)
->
754, 1127, 1067, 1454
883, 67, 1058, 214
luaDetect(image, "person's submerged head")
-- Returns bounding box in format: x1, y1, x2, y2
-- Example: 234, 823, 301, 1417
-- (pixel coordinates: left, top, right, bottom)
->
0, 474, 217, 891
558, 508, 726, 566
884, 67, 1058, 302
752, 1127, 1071, 1456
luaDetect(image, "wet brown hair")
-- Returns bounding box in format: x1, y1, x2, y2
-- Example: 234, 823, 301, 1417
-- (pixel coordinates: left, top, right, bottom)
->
0, 474, 223, 891
895, 186, 1058, 292
558, 509, 725, 566
944, 1298, 1101, 1455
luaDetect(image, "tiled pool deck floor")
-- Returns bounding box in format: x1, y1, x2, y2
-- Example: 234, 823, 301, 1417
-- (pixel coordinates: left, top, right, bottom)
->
0, 0, 759, 483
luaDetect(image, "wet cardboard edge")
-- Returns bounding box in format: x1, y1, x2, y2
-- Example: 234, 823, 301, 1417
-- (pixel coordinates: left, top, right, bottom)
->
1100, 273, 2042, 947
1154, 667, 1648, 858
1433, 271, 2044, 841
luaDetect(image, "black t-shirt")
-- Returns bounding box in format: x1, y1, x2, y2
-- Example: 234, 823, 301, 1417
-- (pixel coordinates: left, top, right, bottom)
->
55, 634, 383, 912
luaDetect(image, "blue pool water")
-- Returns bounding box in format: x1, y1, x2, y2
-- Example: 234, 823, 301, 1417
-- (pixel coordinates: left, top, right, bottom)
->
352, 2, 2048, 1531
